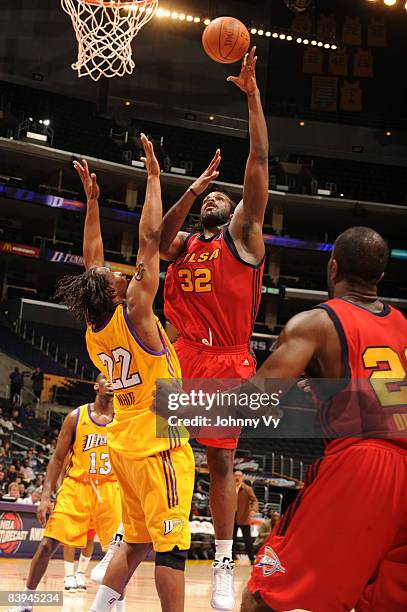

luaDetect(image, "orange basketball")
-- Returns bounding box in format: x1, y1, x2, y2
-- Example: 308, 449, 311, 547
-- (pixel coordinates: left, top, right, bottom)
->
202, 16, 250, 64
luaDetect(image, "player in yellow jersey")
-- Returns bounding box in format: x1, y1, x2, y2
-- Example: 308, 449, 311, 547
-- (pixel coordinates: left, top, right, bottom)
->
6, 373, 122, 612
54, 135, 194, 612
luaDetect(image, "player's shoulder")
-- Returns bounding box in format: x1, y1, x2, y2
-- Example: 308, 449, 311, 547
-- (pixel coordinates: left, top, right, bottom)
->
284, 308, 334, 337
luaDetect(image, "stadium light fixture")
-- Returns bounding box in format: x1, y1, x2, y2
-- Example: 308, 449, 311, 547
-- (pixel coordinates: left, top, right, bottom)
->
383, 0, 397, 5
153, 7, 337, 49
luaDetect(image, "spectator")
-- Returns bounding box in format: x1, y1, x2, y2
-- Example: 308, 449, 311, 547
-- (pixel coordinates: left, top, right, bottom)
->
46, 438, 57, 454
9, 367, 23, 402
232, 471, 258, 565
39, 436, 47, 451
26, 474, 44, 495
19, 404, 35, 420
3, 481, 20, 500
254, 509, 280, 552
10, 409, 23, 429
19, 483, 26, 498
0, 470, 6, 491
21, 459, 35, 484
6, 464, 17, 480
19, 487, 42, 505
31, 367, 44, 400
36, 450, 47, 469
0, 408, 14, 432
26, 448, 38, 470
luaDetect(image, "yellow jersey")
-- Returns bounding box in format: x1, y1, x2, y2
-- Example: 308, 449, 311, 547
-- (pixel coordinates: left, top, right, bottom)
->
66, 403, 116, 483
85, 303, 187, 459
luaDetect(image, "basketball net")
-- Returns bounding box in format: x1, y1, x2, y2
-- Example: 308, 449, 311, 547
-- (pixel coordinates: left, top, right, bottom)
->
61, 0, 158, 81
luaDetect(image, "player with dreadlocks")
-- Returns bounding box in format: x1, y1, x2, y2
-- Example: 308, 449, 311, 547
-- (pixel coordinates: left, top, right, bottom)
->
55, 134, 194, 612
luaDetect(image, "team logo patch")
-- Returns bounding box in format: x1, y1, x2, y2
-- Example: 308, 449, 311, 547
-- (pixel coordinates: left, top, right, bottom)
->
255, 546, 285, 577
163, 517, 185, 536
242, 358, 250, 366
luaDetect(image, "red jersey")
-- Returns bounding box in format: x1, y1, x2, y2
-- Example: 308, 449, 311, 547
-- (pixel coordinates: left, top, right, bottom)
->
315, 298, 407, 449
164, 229, 264, 347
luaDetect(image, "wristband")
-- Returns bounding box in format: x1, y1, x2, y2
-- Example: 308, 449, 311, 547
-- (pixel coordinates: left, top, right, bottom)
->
189, 187, 198, 197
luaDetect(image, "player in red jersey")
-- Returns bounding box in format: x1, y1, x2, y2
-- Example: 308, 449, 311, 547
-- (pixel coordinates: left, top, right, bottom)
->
237, 226, 407, 612
161, 47, 269, 610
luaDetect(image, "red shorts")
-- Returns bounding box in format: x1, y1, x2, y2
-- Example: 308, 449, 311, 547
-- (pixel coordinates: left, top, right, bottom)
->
87, 529, 96, 541
248, 439, 407, 612
174, 337, 256, 449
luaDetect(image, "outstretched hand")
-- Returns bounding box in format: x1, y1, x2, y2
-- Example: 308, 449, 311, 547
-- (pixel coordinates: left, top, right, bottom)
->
190, 149, 221, 196
73, 159, 100, 201
227, 47, 258, 95
140, 132, 161, 177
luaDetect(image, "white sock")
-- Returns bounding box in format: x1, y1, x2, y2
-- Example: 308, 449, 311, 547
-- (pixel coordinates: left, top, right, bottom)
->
64, 561, 75, 577
214, 539, 233, 563
90, 585, 121, 612
115, 598, 126, 612
77, 553, 91, 574
24, 587, 36, 593
115, 522, 124, 537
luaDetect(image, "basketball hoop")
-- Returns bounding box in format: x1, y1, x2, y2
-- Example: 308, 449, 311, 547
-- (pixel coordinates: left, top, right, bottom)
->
61, 0, 158, 81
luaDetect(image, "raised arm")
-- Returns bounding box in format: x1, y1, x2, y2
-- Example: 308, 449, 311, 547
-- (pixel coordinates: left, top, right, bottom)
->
125, 135, 164, 348
37, 409, 76, 526
73, 159, 104, 270
159, 150, 221, 261
228, 47, 269, 264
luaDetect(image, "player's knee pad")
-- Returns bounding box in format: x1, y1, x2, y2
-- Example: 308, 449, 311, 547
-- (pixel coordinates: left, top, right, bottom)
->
155, 546, 187, 571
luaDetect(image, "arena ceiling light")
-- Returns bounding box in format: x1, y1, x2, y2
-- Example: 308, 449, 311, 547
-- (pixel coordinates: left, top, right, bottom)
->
383, 0, 397, 5
154, 7, 338, 49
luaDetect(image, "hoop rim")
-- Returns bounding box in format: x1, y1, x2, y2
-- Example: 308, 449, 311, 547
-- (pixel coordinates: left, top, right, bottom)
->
82, 0, 156, 7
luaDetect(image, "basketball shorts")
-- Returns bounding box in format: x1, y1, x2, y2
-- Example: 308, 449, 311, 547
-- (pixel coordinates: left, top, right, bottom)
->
110, 443, 195, 552
174, 337, 256, 449
44, 476, 121, 549
248, 439, 407, 612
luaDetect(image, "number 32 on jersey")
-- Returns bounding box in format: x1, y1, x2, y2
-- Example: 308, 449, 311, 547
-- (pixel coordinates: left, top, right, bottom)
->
98, 347, 142, 390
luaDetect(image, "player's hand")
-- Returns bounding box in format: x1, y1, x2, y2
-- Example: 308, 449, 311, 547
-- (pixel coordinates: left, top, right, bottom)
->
73, 159, 100, 202
297, 378, 312, 393
140, 133, 161, 177
227, 47, 258, 95
37, 496, 52, 527
152, 377, 184, 415
189, 149, 221, 196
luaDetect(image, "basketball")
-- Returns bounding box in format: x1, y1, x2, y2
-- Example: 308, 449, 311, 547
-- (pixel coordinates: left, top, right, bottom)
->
202, 16, 250, 64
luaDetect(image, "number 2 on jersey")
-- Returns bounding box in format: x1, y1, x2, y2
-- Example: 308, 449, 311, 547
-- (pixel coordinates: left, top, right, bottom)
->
98, 347, 142, 390
363, 346, 407, 407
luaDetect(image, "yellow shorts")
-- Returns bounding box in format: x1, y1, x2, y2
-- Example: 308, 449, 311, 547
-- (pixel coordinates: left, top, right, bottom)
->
44, 476, 121, 549
110, 444, 195, 552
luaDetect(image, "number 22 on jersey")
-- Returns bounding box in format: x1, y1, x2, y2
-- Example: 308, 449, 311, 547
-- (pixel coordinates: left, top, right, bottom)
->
363, 346, 407, 408
98, 347, 142, 390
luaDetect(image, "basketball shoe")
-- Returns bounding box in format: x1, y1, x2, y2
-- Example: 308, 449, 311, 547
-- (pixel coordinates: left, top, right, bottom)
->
211, 558, 235, 610
75, 571, 87, 591
6, 607, 32, 612
90, 532, 123, 584
64, 574, 77, 593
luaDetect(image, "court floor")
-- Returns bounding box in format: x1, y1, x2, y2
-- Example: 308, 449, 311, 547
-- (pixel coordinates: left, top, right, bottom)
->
0, 559, 314, 611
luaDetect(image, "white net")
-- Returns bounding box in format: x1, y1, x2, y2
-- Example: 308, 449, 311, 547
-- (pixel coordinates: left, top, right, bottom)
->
61, 0, 158, 81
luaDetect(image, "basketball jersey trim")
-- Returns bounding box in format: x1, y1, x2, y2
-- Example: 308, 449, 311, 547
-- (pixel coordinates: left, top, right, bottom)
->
196, 231, 222, 242
314, 304, 351, 379
87, 403, 114, 427
224, 228, 265, 270
73, 407, 80, 442
338, 298, 391, 318
123, 303, 167, 356
92, 308, 117, 333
